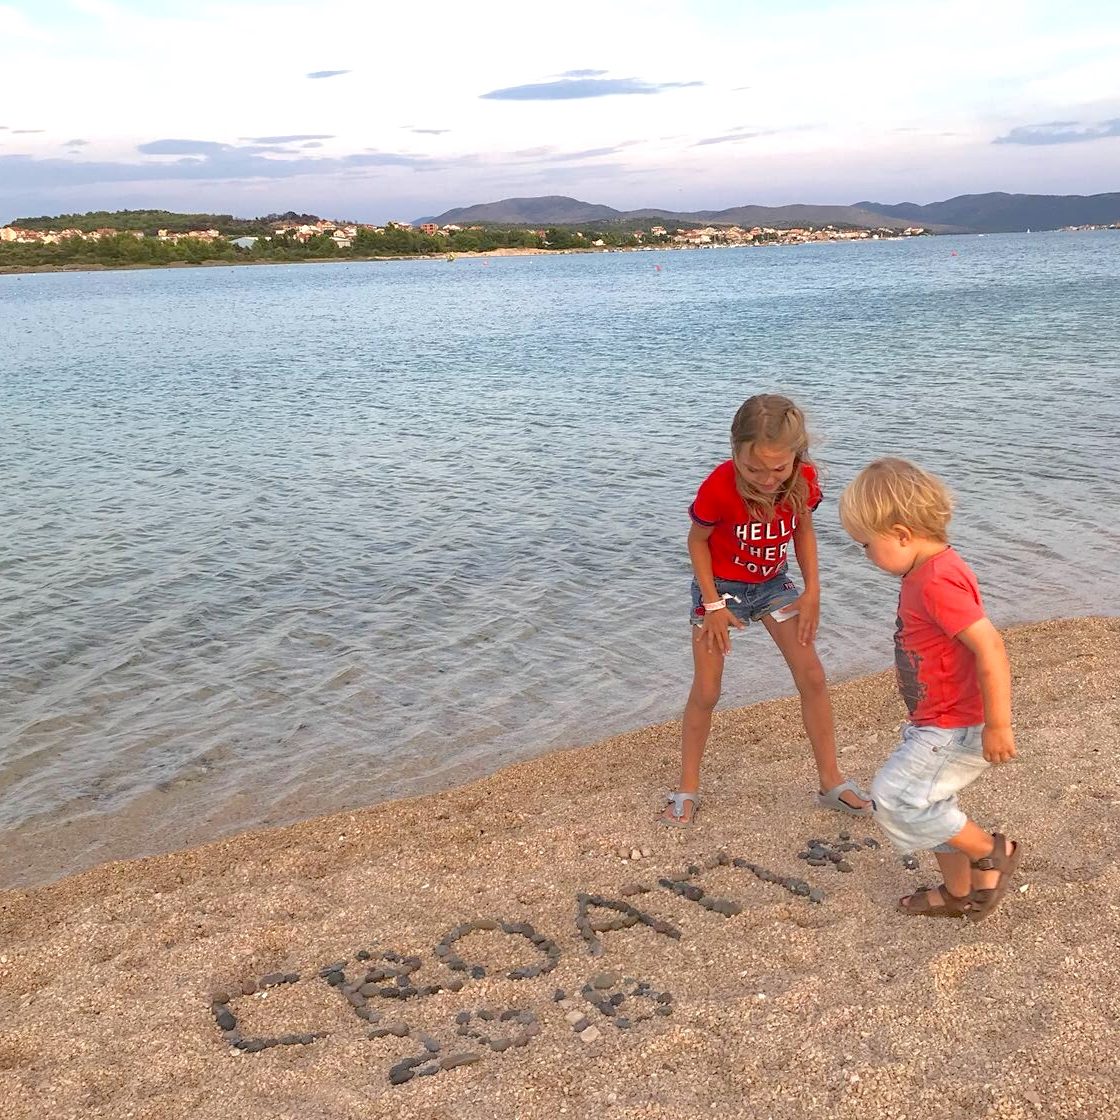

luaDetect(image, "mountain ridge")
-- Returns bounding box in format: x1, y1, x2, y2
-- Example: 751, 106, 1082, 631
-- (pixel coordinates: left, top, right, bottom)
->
417, 191, 1120, 233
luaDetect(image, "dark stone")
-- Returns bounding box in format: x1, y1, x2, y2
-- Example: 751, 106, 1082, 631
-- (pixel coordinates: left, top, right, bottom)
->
792, 882, 810, 896
455, 1011, 471, 1024
553, 988, 567, 1002
837, 861, 853, 873
656, 992, 673, 1004
609, 993, 625, 1006
489, 1037, 511, 1052
214, 1007, 236, 1032
318, 962, 347, 977
809, 888, 826, 904
417, 1063, 440, 1077
241, 980, 257, 996
592, 971, 620, 989
211, 991, 230, 1005
388, 1067, 415, 1086
355, 950, 371, 961
864, 837, 881, 849
259, 972, 287, 988
616, 1018, 631, 1029
839, 831, 851, 841
655, 1005, 672, 1016
478, 1009, 495, 1021
324, 972, 345, 987
797, 850, 810, 860
808, 857, 827, 866
242, 1039, 268, 1053
446, 978, 464, 993
417, 1032, 441, 1053
903, 855, 919, 870
469, 966, 486, 980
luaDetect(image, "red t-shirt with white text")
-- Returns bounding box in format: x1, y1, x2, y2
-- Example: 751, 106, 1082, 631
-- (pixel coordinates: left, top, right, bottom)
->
895, 547, 986, 727
688, 460, 822, 583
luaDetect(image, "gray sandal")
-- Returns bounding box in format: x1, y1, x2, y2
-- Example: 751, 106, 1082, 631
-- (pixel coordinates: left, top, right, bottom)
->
659, 791, 700, 827
817, 778, 871, 817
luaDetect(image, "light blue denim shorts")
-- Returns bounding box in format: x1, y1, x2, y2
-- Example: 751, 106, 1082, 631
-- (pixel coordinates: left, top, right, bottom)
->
689, 571, 800, 628
870, 723, 989, 854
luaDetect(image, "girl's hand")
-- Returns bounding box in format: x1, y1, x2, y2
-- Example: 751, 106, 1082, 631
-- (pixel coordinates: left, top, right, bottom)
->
696, 609, 745, 656
982, 725, 1017, 764
792, 590, 820, 647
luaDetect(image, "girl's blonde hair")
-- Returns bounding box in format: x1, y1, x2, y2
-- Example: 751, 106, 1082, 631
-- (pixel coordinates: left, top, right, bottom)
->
839, 457, 954, 543
730, 394, 813, 518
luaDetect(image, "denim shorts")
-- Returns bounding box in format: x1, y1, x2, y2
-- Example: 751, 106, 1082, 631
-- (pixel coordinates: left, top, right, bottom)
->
689, 570, 800, 628
870, 723, 989, 854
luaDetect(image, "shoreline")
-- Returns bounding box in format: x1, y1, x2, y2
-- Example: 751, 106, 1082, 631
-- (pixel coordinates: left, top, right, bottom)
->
0, 235, 926, 278
2, 616, 1117, 1118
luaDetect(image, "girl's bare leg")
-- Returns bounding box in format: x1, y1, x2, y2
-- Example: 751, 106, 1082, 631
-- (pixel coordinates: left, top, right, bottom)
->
761, 615, 869, 810
660, 631, 725, 824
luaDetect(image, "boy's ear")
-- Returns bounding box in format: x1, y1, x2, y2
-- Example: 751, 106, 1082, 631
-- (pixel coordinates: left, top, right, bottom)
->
892, 524, 913, 545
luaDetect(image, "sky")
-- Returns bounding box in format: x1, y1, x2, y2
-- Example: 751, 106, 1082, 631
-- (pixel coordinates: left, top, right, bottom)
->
1, 0, 1118, 222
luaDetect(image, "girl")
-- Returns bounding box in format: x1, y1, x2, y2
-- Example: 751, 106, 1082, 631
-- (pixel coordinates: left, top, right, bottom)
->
660, 394, 869, 826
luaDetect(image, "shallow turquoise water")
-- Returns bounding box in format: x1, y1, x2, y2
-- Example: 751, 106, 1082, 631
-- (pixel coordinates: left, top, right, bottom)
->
1, 231, 1118, 884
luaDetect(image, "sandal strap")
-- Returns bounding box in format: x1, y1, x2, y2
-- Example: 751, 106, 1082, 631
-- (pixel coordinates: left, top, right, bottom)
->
970, 832, 1009, 871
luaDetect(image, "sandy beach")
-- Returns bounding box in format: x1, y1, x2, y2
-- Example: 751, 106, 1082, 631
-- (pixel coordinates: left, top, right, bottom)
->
1, 616, 1117, 1119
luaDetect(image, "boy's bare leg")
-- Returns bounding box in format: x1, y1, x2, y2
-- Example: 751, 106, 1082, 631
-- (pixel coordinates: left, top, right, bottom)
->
660, 635, 725, 824
761, 616, 869, 810
901, 849, 971, 909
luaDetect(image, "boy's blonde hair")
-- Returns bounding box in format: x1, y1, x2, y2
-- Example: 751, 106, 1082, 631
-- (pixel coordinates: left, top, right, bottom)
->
839, 458, 954, 543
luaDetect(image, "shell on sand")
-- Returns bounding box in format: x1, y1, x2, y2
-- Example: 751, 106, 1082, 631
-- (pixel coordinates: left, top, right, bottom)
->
0, 617, 1117, 1119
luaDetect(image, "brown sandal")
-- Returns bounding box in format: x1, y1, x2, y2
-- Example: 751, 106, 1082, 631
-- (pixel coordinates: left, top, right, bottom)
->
897, 883, 973, 918
968, 833, 1021, 922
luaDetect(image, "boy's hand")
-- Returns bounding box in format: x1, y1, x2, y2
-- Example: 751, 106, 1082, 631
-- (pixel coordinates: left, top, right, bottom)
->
791, 590, 820, 646
982, 725, 1017, 764
696, 610, 745, 656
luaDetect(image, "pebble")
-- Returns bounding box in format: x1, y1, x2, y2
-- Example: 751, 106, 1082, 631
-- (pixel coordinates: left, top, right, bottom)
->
903, 856, 920, 870
630, 848, 642, 861
213, 1007, 236, 1032
579, 1026, 601, 1043
836, 861, 853, 873
440, 1052, 482, 1071
864, 837, 881, 849
592, 971, 621, 989
565, 1010, 586, 1026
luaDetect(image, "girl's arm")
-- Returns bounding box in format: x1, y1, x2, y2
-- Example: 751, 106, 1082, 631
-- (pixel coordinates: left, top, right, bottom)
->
957, 619, 1016, 763
790, 512, 821, 646
688, 522, 744, 655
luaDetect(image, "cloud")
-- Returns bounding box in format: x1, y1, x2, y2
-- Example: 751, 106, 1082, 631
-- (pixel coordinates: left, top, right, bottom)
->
481, 77, 703, 101
301, 141, 323, 148
64, 138, 90, 147
0, 142, 436, 195
993, 118, 1120, 145
560, 69, 608, 78
694, 132, 762, 146
12, 129, 45, 134
241, 133, 335, 144
306, 69, 350, 80
411, 128, 450, 135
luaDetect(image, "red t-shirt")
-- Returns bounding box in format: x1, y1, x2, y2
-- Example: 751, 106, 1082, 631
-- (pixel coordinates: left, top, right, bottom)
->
895, 548, 986, 727
688, 460, 822, 582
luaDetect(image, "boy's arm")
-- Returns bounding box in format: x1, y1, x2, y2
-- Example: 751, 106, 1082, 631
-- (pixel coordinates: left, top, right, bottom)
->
957, 618, 1016, 763
790, 512, 820, 646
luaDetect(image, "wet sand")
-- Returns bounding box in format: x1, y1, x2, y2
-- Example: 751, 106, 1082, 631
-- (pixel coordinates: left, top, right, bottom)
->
1, 616, 1117, 1119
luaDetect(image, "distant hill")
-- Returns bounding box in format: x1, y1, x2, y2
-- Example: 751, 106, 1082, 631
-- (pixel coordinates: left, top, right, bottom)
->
416, 195, 624, 225
853, 192, 1120, 233
420, 192, 1120, 233
416, 195, 931, 231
